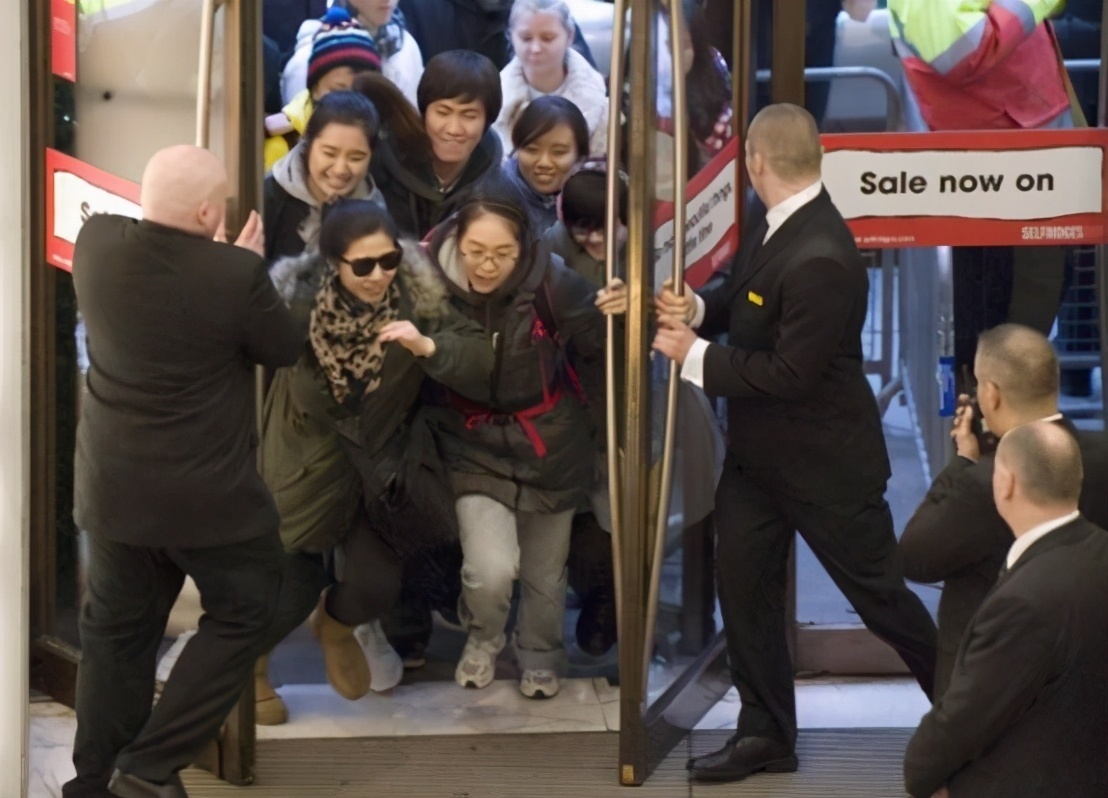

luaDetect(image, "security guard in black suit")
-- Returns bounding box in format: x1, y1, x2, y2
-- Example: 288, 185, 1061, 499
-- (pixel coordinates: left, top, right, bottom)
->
654, 104, 937, 783
901, 323, 1108, 697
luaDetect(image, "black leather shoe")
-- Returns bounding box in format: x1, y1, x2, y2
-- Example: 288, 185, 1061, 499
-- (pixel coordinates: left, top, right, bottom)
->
108, 770, 188, 798
687, 734, 798, 782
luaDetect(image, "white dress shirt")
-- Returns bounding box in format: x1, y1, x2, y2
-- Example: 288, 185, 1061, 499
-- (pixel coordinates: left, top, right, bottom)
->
680, 181, 824, 388
1006, 510, 1080, 569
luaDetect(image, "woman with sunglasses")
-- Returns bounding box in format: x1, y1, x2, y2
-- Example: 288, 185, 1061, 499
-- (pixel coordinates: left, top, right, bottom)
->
261, 199, 492, 712
426, 179, 625, 699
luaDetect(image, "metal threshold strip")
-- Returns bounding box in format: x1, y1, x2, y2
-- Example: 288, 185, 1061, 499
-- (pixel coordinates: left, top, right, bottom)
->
178, 728, 915, 797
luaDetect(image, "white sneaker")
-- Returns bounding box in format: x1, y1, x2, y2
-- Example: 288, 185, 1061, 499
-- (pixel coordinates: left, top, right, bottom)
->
454, 633, 506, 689
519, 669, 560, 699
355, 620, 404, 693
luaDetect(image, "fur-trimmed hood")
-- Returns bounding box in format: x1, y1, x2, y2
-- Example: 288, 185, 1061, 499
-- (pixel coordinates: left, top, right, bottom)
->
493, 48, 609, 159
269, 238, 452, 322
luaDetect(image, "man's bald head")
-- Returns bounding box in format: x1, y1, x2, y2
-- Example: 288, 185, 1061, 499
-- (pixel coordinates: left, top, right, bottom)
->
746, 104, 822, 184
140, 145, 228, 237
995, 421, 1083, 509
975, 324, 1059, 410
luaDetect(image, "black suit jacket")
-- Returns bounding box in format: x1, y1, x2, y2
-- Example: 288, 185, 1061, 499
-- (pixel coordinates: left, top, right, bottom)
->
73, 216, 302, 549
697, 189, 890, 505
903, 517, 1108, 798
900, 420, 1108, 696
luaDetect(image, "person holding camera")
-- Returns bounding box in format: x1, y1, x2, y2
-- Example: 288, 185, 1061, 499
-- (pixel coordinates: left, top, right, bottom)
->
900, 324, 1108, 698
904, 421, 1108, 798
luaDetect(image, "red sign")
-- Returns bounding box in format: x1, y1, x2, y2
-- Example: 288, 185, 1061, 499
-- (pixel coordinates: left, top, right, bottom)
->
653, 137, 741, 289
823, 129, 1108, 248
51, 0, 77, 81
45, 149, 141, 272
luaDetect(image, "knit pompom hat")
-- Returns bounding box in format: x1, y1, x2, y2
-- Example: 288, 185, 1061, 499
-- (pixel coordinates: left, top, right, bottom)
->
307, 7, 381, 92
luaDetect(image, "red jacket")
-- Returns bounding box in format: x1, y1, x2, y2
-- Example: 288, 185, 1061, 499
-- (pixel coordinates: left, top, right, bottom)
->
891, 2, 1070, 130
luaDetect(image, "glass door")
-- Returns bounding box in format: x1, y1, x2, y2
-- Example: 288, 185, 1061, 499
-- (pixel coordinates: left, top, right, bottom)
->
612, 0, 747, 783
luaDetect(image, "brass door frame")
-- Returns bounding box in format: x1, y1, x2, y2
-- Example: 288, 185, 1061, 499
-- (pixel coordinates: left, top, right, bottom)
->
615, 0, 658, 784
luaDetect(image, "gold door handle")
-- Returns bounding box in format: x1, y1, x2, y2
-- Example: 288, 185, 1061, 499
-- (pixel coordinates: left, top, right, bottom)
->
196, 0, 226, 147
642, 0, 690, 687
604, 0, 630, 642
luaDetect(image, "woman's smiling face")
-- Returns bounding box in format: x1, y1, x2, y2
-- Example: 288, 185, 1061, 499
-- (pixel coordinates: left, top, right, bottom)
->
336, 232, 399, 304
306, 122, 372, 203
516, 123, 580, 196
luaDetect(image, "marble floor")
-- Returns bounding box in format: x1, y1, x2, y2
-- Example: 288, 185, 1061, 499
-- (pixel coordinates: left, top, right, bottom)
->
28, 675, 929, 797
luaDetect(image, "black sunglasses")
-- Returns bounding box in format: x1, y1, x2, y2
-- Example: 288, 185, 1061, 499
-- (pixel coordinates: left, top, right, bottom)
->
340, 249, 403, 276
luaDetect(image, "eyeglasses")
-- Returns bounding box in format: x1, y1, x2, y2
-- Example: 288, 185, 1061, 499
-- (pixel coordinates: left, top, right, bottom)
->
340, 249, 403, 276
460, 249, 519, 270
568, 222, 605, 239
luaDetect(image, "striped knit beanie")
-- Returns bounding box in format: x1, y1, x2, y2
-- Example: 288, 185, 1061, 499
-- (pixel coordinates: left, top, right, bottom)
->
307, 7, 381, 92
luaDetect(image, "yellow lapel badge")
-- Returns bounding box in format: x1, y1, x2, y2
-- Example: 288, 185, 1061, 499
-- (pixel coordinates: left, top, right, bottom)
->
747, 291, 764, 306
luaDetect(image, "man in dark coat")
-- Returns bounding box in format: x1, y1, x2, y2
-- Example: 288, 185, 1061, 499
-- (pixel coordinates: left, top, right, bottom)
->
63, 145, 302, 798
653, 103, 937, 783
903, 421, 1108, 798
901, 323, 1108, 697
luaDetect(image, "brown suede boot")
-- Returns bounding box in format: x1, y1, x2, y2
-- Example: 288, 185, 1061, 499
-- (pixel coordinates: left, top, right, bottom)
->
254, 655, 288, 726
309, 591, 371, 700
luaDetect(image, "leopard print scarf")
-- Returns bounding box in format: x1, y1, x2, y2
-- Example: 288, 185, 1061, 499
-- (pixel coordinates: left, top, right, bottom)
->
309, 270, 400, 406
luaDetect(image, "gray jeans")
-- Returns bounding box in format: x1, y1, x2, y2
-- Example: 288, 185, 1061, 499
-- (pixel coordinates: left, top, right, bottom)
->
456, 494, 574, 674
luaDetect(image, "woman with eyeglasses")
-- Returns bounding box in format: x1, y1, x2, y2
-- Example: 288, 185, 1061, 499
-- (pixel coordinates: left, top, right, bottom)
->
426, 179, 625, 699
544, 157, 628, 289
260, 199, 492, 713
542, 158, 628, 657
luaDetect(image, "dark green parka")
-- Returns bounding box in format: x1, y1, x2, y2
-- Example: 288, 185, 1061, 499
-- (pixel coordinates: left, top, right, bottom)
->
261, 241, 493, 553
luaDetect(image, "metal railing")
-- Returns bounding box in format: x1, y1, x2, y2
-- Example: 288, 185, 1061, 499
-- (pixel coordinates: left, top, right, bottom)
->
755, 66, 904, 131
1064, 58, 1101, 75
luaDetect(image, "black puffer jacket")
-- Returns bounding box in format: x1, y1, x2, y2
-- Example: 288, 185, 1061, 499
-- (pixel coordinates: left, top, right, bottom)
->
371, 129, 503, 240
427, 219, 604, 513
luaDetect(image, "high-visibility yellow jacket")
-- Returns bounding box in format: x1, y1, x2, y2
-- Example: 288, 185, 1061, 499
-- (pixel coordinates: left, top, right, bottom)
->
888, 0, 1071, 130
